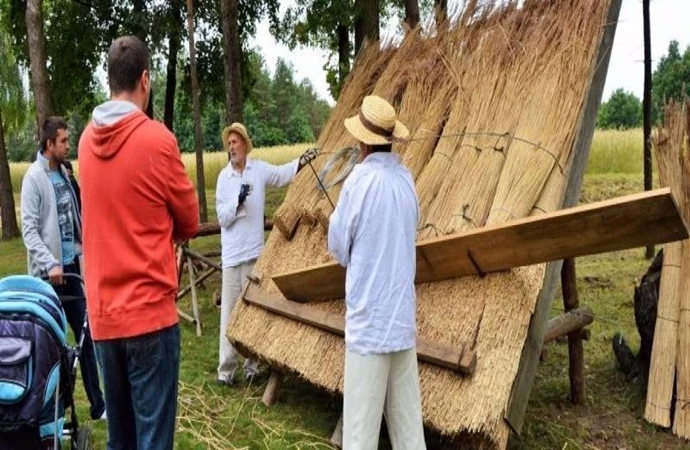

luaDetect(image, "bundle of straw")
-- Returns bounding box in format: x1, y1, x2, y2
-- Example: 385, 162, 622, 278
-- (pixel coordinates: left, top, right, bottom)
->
646, 100, 690, 436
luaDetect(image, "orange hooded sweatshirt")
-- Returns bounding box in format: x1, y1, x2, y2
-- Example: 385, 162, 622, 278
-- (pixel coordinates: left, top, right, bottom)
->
78, 103, 199, 340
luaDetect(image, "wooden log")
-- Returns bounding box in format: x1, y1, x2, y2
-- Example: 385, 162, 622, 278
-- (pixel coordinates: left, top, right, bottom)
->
194, 220, 273, 238
561, 258, 586, 404
274, 188, 688, 303
645, 240, 684, 427
330, 414, 343, 449
242, 283, 477, 375
261, 371, 284, 407
187, 256, 202, 336
542, 305, 594, 344
182, 247, 222, 272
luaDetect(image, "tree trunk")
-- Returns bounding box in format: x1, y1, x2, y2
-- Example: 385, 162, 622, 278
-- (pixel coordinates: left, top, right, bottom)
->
434, 0, 448, 30
336, 23, 350, 98
643, 0, 653, 259
25, 0, 53, 130
404, 0, 420, 30
185, 0, 208, 223
354, 0, 379, 56
0, 109, 20, 240
220, 0, 243, 126
164, 0, 183, 131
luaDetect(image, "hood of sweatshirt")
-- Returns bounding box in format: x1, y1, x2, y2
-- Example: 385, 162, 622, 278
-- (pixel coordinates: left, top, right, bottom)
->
87, 100, 148, 159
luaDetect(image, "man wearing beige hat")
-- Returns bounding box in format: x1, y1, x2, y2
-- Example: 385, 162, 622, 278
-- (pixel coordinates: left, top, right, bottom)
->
216, 122, 317, 386
328, 95, 425, 449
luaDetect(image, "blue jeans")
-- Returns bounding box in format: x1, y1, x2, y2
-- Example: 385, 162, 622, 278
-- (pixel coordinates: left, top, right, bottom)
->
95, 324, 180, 450
53, 261, 106, 420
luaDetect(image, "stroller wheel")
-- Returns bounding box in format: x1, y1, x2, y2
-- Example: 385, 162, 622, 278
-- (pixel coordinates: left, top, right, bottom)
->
75, 426, 92, 450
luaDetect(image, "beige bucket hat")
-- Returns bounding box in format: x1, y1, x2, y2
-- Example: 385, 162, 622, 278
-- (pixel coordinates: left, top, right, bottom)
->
222, 122, 253, 153
344, 95, 409, 145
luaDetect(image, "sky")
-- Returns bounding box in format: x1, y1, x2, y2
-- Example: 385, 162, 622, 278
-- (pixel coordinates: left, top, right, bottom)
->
249, 0, 690, 105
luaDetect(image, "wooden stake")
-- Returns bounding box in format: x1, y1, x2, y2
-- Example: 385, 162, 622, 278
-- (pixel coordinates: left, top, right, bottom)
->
673, 242, 690, 437
187, 255, 202, 337
329, 414, 343, 449
542, 305, 593, 344
261, 371, 284, 407
561, 258, 585, 405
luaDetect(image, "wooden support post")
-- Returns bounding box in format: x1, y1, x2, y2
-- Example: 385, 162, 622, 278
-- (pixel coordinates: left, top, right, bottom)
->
261, 371, 284, 407
562, 258, 585, 404
330, 414, 343, 449
177, 266, 217, 301
187, 255, 202, 337
176, 243, 185, 286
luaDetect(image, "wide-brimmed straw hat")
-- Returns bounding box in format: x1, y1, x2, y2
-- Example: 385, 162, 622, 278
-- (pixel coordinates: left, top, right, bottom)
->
344, 95, 409, 145
222, 122, 253, 153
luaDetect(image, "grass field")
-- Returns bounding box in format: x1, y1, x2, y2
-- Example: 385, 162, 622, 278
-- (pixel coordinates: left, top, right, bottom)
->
2, 129, 686, 449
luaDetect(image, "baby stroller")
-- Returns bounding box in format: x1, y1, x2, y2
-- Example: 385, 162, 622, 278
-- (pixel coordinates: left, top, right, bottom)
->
0, 274, 92, 450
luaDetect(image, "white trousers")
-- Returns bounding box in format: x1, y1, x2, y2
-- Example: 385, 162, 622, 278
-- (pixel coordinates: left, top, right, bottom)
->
343, 348, 426, 450
217, 261, 259, 382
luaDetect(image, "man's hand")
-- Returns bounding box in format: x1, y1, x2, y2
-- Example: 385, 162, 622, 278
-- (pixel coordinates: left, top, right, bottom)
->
238, 183, 253, 206
298, 148, 318, 171
48, 266, 64, 285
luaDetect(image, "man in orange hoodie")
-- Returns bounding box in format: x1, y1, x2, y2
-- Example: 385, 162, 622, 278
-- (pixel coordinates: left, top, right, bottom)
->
78, 36, 199, 450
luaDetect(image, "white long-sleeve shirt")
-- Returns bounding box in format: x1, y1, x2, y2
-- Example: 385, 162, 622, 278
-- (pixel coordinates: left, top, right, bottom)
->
216, 158, 299, 268
328, 152, 419, 355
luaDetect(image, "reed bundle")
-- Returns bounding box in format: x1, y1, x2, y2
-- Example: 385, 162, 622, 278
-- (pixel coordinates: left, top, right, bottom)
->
646, 100, 690, 437
228, 1, 612, 447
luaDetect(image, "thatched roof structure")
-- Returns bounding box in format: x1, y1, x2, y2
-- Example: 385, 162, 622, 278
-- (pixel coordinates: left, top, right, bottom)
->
228, 1, 617, 447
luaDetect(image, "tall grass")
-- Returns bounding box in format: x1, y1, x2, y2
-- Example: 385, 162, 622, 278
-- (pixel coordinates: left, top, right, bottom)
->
587, 128, 645, 175
181, 143, 311, 187
8, 130, 650, 194
8, 144, 310, 193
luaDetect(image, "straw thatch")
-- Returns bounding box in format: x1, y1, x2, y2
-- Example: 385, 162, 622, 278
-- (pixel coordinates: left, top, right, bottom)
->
228, 1, 612, 448
647, 100, 690, 437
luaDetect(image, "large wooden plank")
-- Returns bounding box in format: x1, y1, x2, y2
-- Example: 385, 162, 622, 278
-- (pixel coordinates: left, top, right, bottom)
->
273, 188, 687, 302
242, 282, 477, 375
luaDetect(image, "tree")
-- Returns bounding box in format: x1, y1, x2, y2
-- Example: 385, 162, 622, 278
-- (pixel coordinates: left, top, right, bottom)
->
597, 89, 642, 130
185, 0, 208, 222
25, 0, 53, 128
642, 0, 653, 259
652, 40, 690, 121
0, 31, 25, 239
404, 0, 420, 29
221, 0, 243, 124
162, 0, 185, 131
354, 0, 380, 55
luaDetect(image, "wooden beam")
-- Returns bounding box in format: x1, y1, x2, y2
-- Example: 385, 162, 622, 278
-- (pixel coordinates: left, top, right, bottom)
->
261, 371, 284, 407
194, 220, 273, 238
506, 0, 623, 434
561, 259, 586, 404
542, 305, 593, 344
177, 266, 217, 301
242, 283, 477, 375
330, 414, 343, 449
273, 188, 687, 302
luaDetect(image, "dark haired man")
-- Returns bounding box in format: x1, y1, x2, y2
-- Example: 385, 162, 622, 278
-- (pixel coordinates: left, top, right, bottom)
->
79, 35, 199, 449
21, 116, 106, 421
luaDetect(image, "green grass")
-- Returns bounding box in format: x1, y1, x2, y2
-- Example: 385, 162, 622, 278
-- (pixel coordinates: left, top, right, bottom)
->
2, 159, 686, 448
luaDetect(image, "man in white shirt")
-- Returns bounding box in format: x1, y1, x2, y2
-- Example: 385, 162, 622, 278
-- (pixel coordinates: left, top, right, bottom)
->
216, 122, 316, 386
328, 96, 425, 449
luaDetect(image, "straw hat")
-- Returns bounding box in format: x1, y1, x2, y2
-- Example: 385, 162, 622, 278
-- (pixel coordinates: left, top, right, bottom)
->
344, 95, 409, 145
222, 122, 253, 153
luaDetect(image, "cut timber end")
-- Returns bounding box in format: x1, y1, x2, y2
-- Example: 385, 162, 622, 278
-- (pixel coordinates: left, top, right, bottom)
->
273, 188, 688, 303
